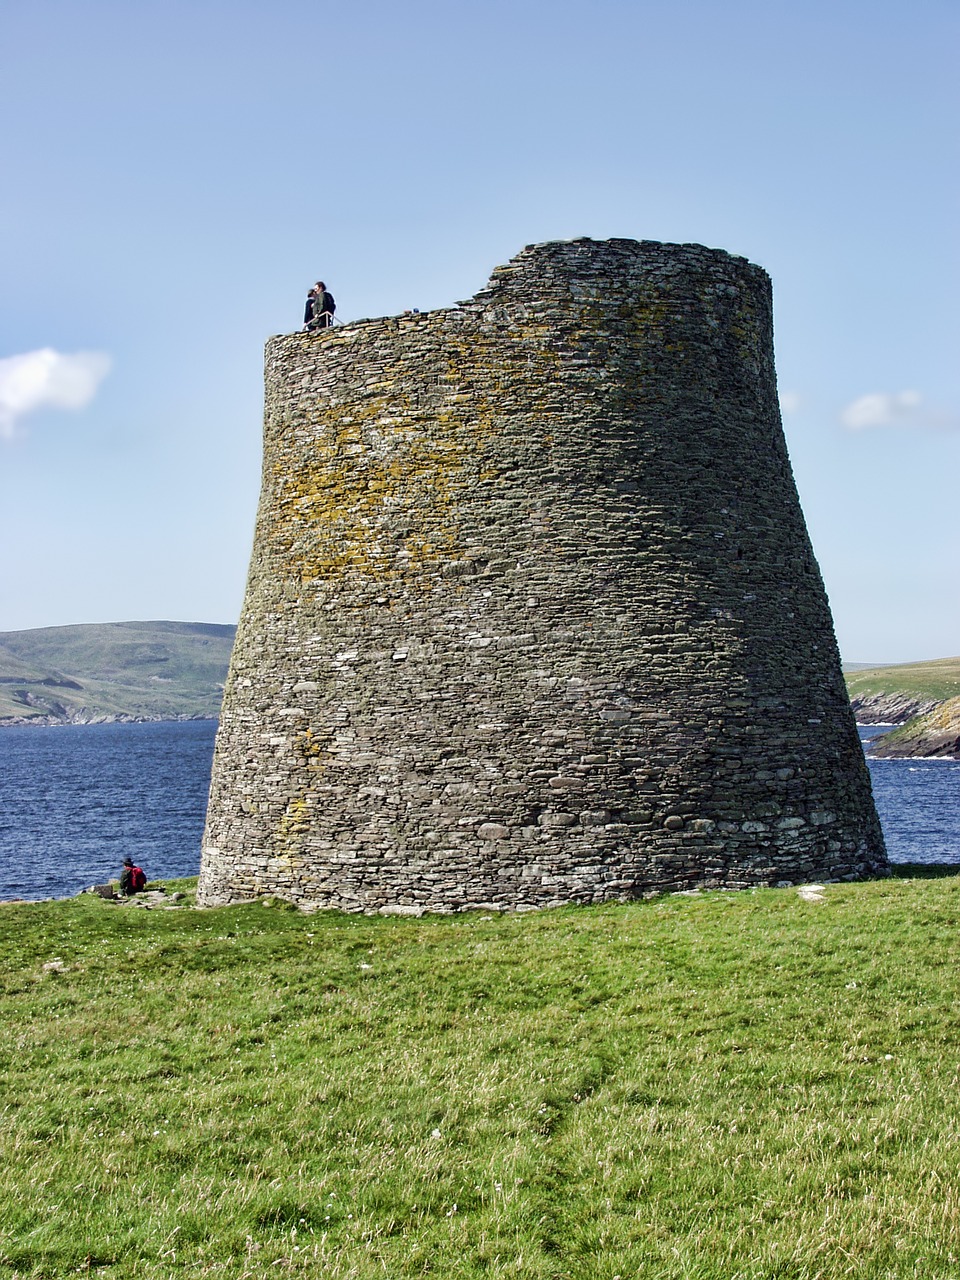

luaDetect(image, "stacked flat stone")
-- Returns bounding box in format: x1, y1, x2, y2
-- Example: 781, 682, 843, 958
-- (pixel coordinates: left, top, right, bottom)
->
198, 237, 887, 911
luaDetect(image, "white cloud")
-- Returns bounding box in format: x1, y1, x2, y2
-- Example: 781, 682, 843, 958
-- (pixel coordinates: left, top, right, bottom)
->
779, 390, 801, 414
0, 348, 112, 438
839, 389, 957, 431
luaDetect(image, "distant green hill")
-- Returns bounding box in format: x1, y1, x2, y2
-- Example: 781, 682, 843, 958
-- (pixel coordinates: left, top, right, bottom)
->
844, 655, 960, 724
0, 621, 236, 725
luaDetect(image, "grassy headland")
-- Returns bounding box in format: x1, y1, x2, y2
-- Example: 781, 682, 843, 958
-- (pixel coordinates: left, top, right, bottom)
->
869, 695, 960, 759
844, 655, 960, 723
3, 874, 960, 1278
0, 622, 235, 725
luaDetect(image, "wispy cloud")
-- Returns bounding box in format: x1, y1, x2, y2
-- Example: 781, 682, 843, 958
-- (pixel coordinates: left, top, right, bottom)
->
779, 390, 801, 415
840, 390, 957, 431
0, 348, 112, 439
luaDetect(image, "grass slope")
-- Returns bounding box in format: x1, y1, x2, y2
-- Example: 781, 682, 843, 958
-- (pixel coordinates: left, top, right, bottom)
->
0, 622, 235, 724
3, 874, 960, 1278
844, 656, 960, 709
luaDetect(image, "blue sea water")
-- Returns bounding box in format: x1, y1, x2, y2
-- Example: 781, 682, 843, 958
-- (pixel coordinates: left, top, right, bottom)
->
857, 724, 959, 865
0, 720, 956, 901
0, 720, 217, 901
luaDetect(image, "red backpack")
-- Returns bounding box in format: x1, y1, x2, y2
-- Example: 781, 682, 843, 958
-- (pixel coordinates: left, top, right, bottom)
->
130, 865, 147, 892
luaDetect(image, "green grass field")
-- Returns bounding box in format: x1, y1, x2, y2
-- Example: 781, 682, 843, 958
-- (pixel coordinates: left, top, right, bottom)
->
3, 874, 960, 1278
844, 656, 960, 708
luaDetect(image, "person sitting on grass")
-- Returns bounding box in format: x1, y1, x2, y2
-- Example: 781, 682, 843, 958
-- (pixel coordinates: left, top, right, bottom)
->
119, 858, 147, 895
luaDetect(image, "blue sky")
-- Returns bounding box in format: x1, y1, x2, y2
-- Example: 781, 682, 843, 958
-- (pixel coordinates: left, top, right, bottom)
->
1, 0, 956, 662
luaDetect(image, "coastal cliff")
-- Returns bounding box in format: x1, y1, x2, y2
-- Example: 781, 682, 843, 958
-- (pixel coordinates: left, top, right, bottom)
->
848, 691, 941, 725
868, 696, 960, 759
845, 657, 960, 722
844, 656, 960, 758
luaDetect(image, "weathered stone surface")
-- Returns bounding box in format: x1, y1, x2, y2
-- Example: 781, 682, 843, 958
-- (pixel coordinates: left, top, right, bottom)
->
198, 237, 888, 912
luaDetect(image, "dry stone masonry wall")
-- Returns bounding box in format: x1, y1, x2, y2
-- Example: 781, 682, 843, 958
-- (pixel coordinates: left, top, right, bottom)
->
198, 237, 888, 911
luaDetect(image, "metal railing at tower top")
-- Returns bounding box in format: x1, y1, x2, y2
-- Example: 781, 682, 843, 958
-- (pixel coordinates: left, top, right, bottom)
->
302, 314, 341, 333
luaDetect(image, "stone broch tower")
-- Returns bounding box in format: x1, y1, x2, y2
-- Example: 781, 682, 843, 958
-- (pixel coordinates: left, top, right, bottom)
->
198, 238, 887, 911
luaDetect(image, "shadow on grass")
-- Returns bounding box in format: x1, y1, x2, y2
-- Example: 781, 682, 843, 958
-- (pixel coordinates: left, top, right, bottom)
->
889, 863, 960, 879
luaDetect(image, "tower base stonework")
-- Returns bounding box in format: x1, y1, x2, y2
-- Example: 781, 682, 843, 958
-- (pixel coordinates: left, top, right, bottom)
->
198, 238, 887, 911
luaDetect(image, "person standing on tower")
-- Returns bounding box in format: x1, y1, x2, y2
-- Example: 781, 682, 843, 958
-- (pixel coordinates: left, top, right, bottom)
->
303, 281, 336, 331
302, 284, 316, 328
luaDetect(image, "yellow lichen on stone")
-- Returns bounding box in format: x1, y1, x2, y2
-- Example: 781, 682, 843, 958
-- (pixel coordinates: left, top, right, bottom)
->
264, 343, 520, 585
277, 794, 310, 841
272, 729, 332, 855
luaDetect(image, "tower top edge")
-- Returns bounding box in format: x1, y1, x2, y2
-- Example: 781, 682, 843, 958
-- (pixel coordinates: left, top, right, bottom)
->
268, 236, 770, 346
506, 234, 759, 267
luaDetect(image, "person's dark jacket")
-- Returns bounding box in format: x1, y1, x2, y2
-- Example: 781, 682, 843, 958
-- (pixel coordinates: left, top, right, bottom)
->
304, 290, 336, 330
